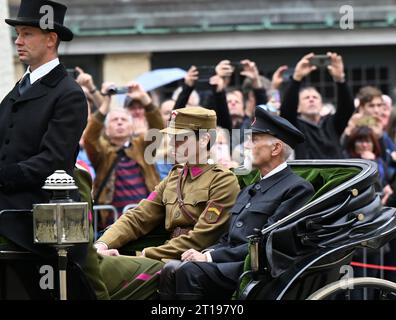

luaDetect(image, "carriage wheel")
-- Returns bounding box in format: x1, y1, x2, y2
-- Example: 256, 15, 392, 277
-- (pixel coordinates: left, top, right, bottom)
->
306, 277, 396, 300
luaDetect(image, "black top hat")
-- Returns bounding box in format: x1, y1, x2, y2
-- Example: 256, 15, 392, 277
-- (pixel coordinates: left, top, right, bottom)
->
5, 0, 73, 41
251, 105, 305, 149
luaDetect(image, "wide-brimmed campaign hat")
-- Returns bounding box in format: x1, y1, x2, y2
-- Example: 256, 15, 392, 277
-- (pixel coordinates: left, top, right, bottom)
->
5, 0, 73, 41
161, 107, 217, 135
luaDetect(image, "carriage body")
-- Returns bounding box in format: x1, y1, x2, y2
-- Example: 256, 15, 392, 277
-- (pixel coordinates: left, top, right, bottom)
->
1, 159, 396, 300
238, 159, 396, 300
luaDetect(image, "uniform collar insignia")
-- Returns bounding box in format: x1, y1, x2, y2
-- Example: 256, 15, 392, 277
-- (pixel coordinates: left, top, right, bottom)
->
190, 166, 204, 178
188, 164, 214, 179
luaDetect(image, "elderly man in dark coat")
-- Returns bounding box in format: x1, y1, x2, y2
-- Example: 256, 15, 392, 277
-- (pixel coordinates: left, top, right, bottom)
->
159, 106, 315, 300
0, 0, 87, 210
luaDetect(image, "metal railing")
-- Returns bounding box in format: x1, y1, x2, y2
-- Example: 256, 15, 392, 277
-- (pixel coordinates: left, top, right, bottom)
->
352, 246, 391, 300
92, 204, 138, 240
122, 204, 138, 214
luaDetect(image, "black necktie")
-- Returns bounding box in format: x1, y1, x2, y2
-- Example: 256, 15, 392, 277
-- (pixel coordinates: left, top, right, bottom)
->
18, 73, 31, 95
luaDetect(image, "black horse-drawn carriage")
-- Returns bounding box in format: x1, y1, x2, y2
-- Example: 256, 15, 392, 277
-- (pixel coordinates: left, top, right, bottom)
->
1, 159, 396, 300
236, 159, 396, 300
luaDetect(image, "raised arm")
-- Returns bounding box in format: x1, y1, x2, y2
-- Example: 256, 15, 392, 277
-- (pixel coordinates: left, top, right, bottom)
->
207, 60, 236, 132
82, 82, 114, 169
125, 82, 164, 131
326, 52, 355, 136
240, 59, 268, 105
75, 66, 104, 109
280, 53, 317, 126
174, 66, 199, 109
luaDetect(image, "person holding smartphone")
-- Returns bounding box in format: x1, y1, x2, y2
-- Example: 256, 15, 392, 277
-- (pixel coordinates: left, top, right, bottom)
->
83, 82, 164, 228
279, 52, 355, 159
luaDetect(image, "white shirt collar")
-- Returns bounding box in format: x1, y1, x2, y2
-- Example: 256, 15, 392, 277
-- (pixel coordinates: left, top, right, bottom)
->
22, 58, 60, 85
261, 162, 288, 180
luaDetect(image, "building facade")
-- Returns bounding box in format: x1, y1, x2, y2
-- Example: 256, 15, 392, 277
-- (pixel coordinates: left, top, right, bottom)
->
6, 0, 396, 103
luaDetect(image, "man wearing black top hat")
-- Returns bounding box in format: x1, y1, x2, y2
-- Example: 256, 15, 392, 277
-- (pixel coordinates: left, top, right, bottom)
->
0, 0, 87, 210
159, 107, 315, 300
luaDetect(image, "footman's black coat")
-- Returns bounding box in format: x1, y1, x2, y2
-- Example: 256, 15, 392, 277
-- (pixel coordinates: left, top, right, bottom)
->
0, 64, 87, 210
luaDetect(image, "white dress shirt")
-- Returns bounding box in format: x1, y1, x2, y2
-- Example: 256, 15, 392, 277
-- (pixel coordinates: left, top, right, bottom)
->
22, 58, 60, 85
260, 162, 288, 180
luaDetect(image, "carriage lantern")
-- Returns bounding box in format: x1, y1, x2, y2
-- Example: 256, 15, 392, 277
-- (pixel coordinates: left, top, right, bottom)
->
32, 170, 89, 300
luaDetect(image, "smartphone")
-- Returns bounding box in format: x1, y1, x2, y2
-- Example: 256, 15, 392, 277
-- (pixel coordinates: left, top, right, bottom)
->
195, 65, 214, 80
309, 55, 331, 68
230, 61, 243, 72
281, 68, 295, 81
228, 61, 245, 86
107, 86, 129, 95
66, 68, 78, 79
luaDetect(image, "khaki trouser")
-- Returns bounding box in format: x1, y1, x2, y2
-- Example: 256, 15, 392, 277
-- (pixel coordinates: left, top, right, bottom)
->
82, 227, 111, 300
99, 254, 164, 300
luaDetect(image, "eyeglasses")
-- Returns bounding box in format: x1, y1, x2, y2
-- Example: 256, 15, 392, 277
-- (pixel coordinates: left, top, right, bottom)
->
257, 104, 278, 114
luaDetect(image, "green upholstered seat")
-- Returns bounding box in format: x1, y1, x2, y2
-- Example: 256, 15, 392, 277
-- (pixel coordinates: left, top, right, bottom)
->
236, 166, 360, 203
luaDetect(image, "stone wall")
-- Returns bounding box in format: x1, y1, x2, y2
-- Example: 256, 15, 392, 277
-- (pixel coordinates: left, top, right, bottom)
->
1, 0, 15, 100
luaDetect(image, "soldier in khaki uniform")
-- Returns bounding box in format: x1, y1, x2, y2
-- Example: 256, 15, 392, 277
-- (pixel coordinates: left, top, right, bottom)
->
94, 107, 240, 299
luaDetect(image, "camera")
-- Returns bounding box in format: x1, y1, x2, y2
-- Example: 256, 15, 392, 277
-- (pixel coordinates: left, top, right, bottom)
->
194, 66, 214, 92
107, 85, 129, 95
229, 61, 245, 87
230, 61, 243, 72
309, 55, 331, 68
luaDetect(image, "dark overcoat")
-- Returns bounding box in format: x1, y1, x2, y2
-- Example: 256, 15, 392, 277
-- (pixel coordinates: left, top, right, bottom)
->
0, 64, 87, 210
209, 166, 315, 281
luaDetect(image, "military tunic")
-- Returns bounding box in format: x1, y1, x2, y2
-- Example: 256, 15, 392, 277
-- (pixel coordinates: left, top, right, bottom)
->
74, 164, 164, 300
98, 163, 240, 260
96, 106, 240, 299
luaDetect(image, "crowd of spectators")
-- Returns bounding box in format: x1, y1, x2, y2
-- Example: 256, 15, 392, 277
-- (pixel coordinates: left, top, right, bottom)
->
73, 54, 396, 275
